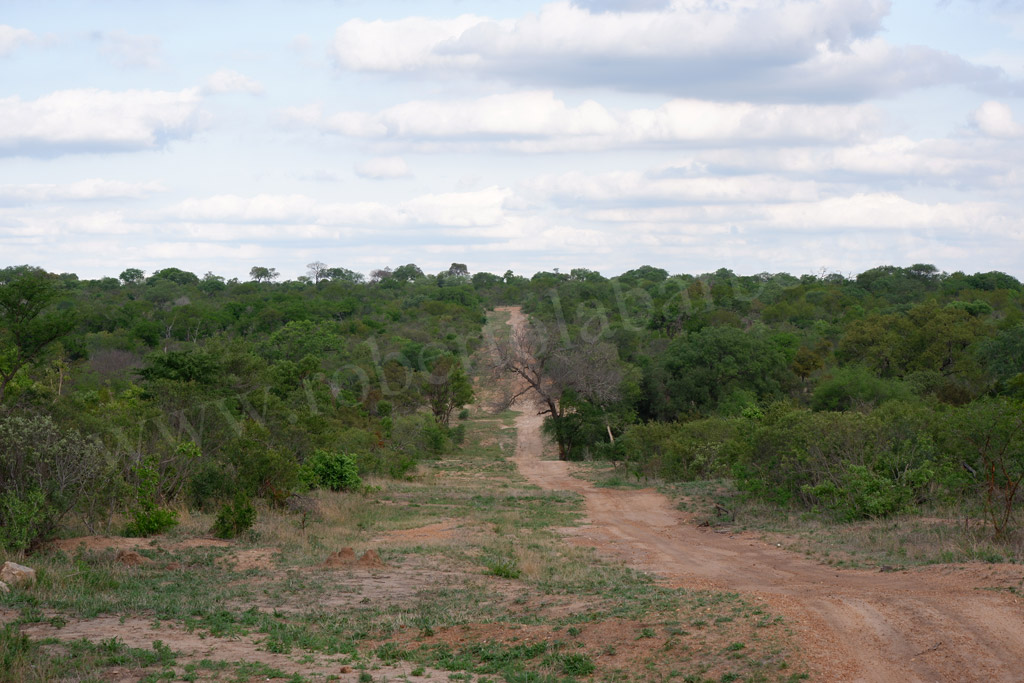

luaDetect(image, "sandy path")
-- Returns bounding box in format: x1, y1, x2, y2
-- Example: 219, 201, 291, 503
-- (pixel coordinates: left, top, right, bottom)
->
498, 305, 1024, 683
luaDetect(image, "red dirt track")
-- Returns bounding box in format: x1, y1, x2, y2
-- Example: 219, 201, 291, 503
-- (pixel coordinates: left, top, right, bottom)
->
499, 305, 1024, 683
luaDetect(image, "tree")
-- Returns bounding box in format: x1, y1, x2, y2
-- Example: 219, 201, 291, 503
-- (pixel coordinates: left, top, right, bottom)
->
249, 266, 279, 283
370, 267, 393, 283
393, 264, 425, 282
644, 326, 795, 420
447, 263, 470, 279
0, 415, 111, 551
421, 356, 474, 426
119, 268, 145, 286
0, 266, 77, 405
149, 268, 199, 286
307, 261, 328, 284
946, 398, 1024, 536
324, 267, 364, 284
493, 318, 624, 460
198, 272, 226, 295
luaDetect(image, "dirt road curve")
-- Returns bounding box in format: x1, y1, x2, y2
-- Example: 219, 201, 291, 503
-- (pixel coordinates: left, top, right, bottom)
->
497, 306, 1024, 683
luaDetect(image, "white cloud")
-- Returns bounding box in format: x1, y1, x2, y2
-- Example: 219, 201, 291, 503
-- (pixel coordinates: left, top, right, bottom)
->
692, 136, 1008, 182
332, 14, 487, 71
354, 156, 412, 179
972, 100, 1023, 137
0, 25, 34, 56
91, 31, 162, 68
165, 187, 511, 230
203, 69, 265, 95
295, 91, 877, 150
0, 179, 165, 204
529, 170, 822, 204
329, 1, 1004, 100
173, 194, 322, 223
0, 88, 204, 156
402, 187, 512, 226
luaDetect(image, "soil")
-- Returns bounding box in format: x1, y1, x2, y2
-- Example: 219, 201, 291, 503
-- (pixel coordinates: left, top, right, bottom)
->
500, 305, 1024, 683
320, 547, 386, 569
9, 612, 449, 682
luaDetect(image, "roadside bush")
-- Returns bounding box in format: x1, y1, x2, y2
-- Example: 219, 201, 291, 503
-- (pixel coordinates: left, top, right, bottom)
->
616, 417, 742, 481
733, 403, 942, 519
941, 398, 1024, 535
212, 492, 256, 539
187, 459, 237, 510
0, 415, 112, 551
123, 456, 179, 537
302, 449, 361, 491
450, 423, 466, 446
226, 423, 300, 504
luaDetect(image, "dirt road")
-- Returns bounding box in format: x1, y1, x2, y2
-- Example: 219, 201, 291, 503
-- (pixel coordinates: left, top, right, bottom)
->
498, 306, 1024, 682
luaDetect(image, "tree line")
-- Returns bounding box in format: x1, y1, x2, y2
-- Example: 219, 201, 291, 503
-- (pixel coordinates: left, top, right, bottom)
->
1, 261, 1023, 550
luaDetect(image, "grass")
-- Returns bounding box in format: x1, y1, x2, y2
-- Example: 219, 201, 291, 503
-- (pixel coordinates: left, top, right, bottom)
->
662, 475, 1024, 569
0, 393, 804, 682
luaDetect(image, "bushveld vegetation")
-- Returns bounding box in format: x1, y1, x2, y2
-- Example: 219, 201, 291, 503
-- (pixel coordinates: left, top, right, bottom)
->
1, 261, 1023, 551
2, 260, 1022, 680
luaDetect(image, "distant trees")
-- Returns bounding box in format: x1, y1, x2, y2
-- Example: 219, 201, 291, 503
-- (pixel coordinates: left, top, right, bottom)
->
249, 266, 279, 283
325, 267, 364, 284
447, 263, 470, 279
0, 266, 76, 405
393, 264, 425, 282
307, 261, 328, 284
119, 268, 145, 285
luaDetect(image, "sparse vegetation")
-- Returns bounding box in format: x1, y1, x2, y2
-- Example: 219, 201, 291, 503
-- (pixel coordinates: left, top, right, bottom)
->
3, 261, 1023, 680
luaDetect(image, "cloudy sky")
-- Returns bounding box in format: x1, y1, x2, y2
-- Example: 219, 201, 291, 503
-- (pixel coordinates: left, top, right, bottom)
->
2, 0, 1023, 281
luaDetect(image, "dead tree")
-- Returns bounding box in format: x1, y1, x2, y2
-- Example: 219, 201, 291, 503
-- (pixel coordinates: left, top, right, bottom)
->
492, 318, 622, 460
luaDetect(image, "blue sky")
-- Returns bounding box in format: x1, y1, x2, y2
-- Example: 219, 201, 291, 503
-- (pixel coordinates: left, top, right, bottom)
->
1, 0, 1022, 280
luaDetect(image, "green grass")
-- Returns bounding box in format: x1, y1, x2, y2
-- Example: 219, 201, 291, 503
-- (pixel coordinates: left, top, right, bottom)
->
0, 392, 804, 682
663, 476, 1024, 568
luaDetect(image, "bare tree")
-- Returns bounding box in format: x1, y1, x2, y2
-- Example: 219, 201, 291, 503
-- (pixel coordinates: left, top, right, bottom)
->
493, 318, 622, 460
307, 261, 328, 284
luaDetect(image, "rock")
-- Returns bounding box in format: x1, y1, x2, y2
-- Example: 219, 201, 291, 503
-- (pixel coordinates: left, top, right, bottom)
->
0, 580, 9, 594
116, 550, 154, 567
0, 561, 36, 588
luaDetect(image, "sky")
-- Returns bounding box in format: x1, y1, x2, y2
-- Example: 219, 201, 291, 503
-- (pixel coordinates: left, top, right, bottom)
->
1, 0, 1023, 282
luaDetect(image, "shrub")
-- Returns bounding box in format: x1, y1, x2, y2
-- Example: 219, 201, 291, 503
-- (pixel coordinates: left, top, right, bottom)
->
0, 415, 111, 551
124, 507, 179, 538
212, 492, 256, 539
123, 456, 179, 537
811, 366, 911, 412
303, 450, 362, 491
450, 423, 466, 446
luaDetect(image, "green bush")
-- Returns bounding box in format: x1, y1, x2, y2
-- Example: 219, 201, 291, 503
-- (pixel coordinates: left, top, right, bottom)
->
0, 489, 47, 554
734, 402, 946, 519
124, 506, 179, 537
303, 450, 362, 491
811, 366, 911, 411
123, 456, 179, 537
187, 459, 237, 510
0, 415, 111, 551
212, 492, 256, 539
450, 423, 466, 446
